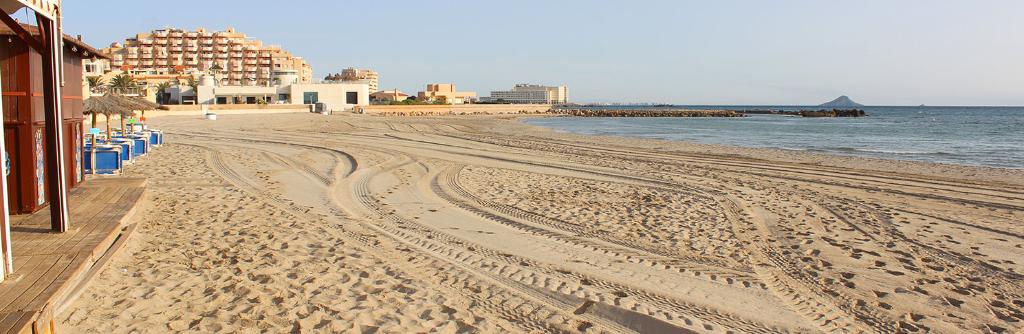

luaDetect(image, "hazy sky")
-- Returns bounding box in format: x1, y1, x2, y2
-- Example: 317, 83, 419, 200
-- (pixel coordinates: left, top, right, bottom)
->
53, 0, 1024, 105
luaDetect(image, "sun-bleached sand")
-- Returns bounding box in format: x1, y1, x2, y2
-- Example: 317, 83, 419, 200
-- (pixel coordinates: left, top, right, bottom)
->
60, 112, 1024, 333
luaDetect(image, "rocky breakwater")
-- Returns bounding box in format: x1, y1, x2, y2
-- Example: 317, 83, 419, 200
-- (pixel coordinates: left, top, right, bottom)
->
555, 108, 743, 117
738, 109, 867, 117
798, 109, 866, 117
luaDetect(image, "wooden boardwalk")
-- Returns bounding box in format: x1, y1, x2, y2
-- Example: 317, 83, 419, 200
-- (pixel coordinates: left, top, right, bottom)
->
0, 178, 146, 334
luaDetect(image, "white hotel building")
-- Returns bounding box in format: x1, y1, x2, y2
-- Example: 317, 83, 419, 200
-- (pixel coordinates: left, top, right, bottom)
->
483, 84, 568, 104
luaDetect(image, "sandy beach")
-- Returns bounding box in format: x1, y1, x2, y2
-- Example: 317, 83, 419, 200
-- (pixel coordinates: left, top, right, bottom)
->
59, 112, 1024, 333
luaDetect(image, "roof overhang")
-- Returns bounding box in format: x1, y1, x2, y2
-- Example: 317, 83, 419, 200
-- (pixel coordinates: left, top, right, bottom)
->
2, 0, 60, 19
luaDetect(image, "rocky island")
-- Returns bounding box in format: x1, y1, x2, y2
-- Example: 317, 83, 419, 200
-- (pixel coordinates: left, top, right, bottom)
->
819, 95, 865, 108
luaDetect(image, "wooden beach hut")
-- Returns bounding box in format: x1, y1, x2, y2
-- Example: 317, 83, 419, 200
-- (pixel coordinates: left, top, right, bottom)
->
2, 2, 75, 286
1, 19, 104, 216
1, 0, 97, 278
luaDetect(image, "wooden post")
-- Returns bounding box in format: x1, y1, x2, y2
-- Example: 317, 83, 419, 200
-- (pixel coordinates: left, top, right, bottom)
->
0, 46, 11, 281
36, 14, 70, 232
105, 114, 112, 140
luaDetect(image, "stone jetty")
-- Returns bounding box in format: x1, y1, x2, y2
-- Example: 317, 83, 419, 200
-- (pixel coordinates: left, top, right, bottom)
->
737, 109, 867, 117
798, 109, 866, 117
554, 108, 743, 117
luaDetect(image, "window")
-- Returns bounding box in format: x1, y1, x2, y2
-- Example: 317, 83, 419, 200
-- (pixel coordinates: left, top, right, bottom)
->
346, 92, 358, 104
303, 92, 318, 104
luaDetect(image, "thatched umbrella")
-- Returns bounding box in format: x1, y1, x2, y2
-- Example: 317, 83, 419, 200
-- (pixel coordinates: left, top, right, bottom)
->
84, 95, 139, 143
117, 97, 159, 134
127, 97, 160, 124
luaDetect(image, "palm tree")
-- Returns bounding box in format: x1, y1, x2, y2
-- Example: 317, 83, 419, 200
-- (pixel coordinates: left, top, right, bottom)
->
155, 81, 172, 104
108, 73, 137, 95
186, 76, 199, 93
86, 76, 105, 93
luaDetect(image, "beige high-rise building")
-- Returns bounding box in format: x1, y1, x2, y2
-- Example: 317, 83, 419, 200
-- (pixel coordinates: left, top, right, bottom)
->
341, 67, 379, 92
484, 84, 568, 104
102, 27, 313, 86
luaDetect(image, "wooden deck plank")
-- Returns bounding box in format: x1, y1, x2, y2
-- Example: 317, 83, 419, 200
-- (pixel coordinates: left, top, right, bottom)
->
0, 177, 147, 334
14, 186, 124, 256
0, 255, 57, 312
49, 189, 128, 255
0, 312, 31, 334
28, 188, 126, 255
7, 255, 74, 311
25, 254, 85, 311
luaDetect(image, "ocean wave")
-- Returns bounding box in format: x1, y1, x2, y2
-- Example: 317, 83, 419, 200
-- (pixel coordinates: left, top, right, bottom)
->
834, 147, 951, 155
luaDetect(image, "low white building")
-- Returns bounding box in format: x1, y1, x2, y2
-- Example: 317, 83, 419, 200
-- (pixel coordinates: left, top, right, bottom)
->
193, 70, 369, 111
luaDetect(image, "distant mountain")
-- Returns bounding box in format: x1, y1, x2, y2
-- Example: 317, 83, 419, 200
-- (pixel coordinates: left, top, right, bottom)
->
819, 95, 864, 108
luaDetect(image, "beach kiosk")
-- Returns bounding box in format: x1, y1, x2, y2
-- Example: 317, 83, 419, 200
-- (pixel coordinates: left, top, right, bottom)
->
1, 0, 91, 282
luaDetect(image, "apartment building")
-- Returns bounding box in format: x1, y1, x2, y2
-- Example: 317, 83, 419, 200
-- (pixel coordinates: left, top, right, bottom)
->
341, 67, 379, 92
101, 27, 313, 86
483, 84, 568, 104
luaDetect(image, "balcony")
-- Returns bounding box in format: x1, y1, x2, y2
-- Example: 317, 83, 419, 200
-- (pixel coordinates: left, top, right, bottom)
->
216, 46, 229, 52
259, 59, 271, 65
185, 45, 198, 51
216, 53, 229, 59
231, 45, 244, 51
154, 30, 169, 37
170, 31, 183, 38
141, 60, 154, 66
109, 87, 143, 96
243, 59, 257, 65
230, 52, 243, 58
200, 39, 213, 45
215, 38, 229, 44
139, 39, 153, 45
230, 61, 243, 68
170, 46, 183, 52
201, 46, 214, 52
200, 53, 214, 59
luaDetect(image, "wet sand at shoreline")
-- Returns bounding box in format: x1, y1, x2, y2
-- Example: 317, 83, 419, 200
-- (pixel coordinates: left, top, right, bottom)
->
61, 113, 1024, 333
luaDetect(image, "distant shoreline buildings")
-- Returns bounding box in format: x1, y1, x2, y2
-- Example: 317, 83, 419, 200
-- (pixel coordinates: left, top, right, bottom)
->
342, 68, 379, 93
417, 84, 477, 105
101, 27, 313, 86
483, 84, 568, 104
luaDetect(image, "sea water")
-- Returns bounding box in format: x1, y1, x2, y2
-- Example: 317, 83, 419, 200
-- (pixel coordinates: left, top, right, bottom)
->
524, 106, 1024, 169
